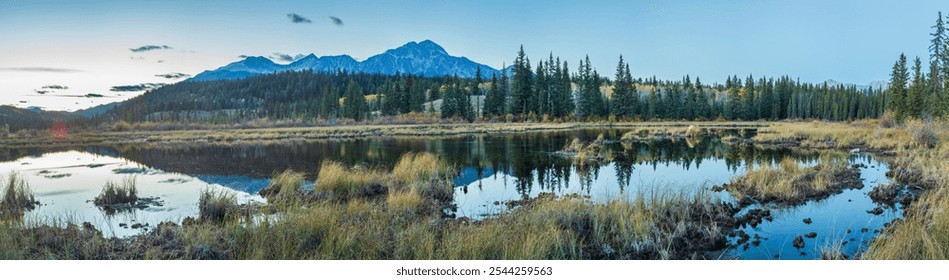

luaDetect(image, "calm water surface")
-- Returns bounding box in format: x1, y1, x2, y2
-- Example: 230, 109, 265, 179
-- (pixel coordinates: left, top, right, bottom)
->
0, 129, 901, 259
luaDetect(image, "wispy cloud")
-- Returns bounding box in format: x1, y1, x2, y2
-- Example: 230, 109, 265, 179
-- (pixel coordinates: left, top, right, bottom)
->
110, 83, 167, 92
130, 45, 172, 52
0, 67, 81, 73
269, 52, 306, 62
46, 93, 115, 98
287, 13, 312, 24
42, 85, 69, 90
155, 73, 191, 79
329, 16, 344, 26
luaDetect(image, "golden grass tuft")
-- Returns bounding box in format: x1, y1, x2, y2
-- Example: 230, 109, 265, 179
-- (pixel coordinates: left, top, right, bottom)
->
0, 173, 38, 218
392, 152, 452, 186
198, 189, 241, 222
259, 170, 306, 206
726, 156, 852, 205
865, 186, 949, 259
314, 161, 385, 200
93, 177, 137, 206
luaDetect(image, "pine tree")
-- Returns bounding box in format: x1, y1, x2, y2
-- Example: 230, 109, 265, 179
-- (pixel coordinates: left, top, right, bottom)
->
471, 66, 483, 118
319, 84, 339, 120
484, 73, 503, 118
888, 53, 909, 120
907, 57, 927, 118
534, 61, 549, 116
342, 79, 366, 121
557, 59, 574, 118
933, 12, 947, 116
510, 45, 534, 116
575, 56, 603, 120
610, 55, 634, 118
408, 76, 425, 113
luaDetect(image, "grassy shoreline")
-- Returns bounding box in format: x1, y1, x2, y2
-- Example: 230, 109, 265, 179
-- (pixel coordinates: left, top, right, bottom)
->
0, 121, 768, 148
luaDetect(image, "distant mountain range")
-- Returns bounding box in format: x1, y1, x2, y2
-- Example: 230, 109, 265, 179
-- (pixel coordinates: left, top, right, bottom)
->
823, 79, 889, 91
191, 40, 503, 81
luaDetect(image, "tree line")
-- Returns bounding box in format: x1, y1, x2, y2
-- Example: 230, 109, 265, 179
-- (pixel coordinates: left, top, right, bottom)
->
64, 43, 903, 128
887, 11, 949, 121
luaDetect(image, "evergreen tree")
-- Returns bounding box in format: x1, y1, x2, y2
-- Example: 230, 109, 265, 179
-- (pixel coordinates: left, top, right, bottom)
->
888, 53, 909, 120
610, 56, 635, 118
342, 79, 366, 121
575, 56, 603, 120
907, 57, 927, 118
408, 76, 425, 113
555, 59, 574, 118
319, 84, 339, 120
510, 45, 534, 116
484, 74, 504, 118
933, 12, 948, 116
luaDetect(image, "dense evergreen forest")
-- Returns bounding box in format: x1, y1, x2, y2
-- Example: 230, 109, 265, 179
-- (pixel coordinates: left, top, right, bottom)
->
94, 49, 887, 127
14, 12, 949, 132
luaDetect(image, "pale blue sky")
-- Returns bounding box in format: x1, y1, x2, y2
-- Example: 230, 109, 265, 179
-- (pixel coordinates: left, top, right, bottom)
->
0, 0, 944, 111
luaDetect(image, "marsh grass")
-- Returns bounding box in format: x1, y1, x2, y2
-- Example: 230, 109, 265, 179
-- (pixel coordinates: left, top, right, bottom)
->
0, 173, 38, 218
259, 170, 308, 207
93, 177, 137, 206
865, 186, 949, 259
755, 119, 949, 259
726, 156, 855, 205
819, 239, 850, 260
198, 189, 242, 222
314, 161, 387, 201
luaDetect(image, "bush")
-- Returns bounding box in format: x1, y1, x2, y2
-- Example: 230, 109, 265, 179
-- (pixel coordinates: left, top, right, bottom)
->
879, 112, 897, 129
905, 119, 939, 148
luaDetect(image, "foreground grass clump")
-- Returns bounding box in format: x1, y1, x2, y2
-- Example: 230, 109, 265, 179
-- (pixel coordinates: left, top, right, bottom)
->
198, 189, 242, 222
865, 185, 949, 259
258, 170, 310, 206
0, 173, 39, 218
392, 152, 454, 202
93, 177, 138, 206
726, 156, 861, 205
314, 161, 387, 201
440, 191, 736, 259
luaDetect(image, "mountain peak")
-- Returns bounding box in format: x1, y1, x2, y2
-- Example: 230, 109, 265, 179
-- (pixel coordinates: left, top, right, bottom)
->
395, 39, 447, 54
191, 40, 499, 81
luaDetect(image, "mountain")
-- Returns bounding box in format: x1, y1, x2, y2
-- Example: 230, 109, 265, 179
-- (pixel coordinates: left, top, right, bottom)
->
0, 105, 78, 130
75, 102, 120, 118
823, 79, 889, 91
190, 40, 500, 82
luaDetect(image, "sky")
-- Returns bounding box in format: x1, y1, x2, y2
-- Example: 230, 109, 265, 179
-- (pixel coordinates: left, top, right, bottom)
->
0, 0, 945, 111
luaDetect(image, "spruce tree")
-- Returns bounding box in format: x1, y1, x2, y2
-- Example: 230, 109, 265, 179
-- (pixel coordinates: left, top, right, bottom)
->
510, 46, 534, 116
907, 57, 927, 118
342, 79, 365, 121
610, 56, 634, 118
484, 73, 503, 118
888, 53, 909, 120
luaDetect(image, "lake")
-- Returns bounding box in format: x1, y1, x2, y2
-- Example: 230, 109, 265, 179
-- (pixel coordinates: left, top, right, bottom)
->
0, 128, 901, 259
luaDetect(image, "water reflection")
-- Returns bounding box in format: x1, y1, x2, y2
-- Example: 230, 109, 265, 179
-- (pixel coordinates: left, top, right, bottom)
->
0, 129, 898, 259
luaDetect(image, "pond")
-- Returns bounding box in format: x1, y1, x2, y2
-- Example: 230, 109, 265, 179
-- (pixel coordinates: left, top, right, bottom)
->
0, 128, 901, 259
